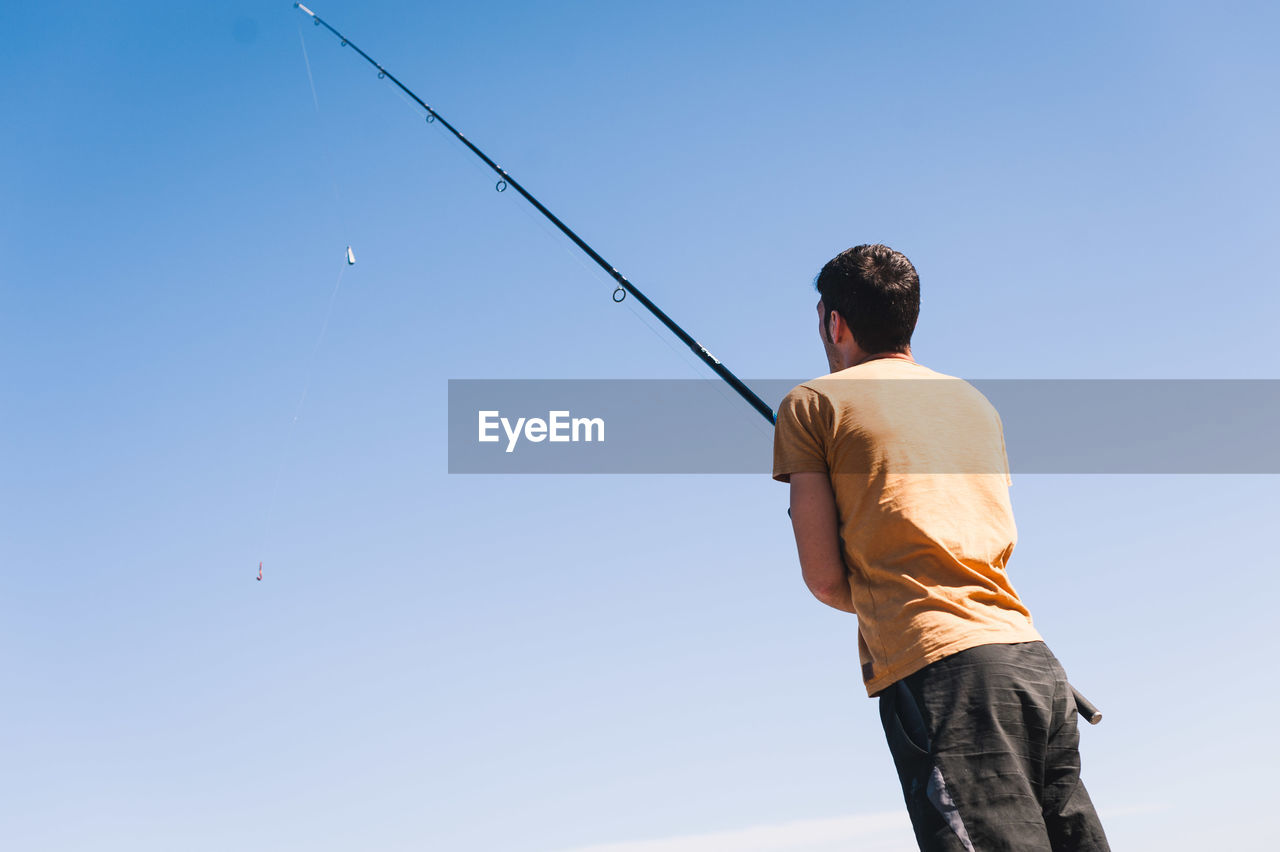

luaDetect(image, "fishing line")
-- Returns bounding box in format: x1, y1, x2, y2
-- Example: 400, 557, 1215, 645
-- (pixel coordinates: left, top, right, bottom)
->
259, 24, 364, 579
259, 259, 349, 572
290, 262, 349, 422
297, 24, 321, 112
296, 21, 348, 220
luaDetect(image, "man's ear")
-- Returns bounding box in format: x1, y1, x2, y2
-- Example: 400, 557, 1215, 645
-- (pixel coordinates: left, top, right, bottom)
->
827, 309, 843, 343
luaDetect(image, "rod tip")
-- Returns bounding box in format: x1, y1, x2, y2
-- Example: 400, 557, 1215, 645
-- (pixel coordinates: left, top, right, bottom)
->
295, 3, 316, 16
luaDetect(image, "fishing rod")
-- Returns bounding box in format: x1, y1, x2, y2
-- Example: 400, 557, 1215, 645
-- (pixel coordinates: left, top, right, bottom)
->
291, 4, 1102, 726
293, 2, 776, 425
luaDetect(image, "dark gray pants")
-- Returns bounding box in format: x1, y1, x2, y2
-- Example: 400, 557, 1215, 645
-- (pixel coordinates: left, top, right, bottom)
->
878, 641, 1110, 852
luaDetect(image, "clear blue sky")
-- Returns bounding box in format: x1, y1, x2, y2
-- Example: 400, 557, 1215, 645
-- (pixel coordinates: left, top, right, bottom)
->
2, 1, 1277, 850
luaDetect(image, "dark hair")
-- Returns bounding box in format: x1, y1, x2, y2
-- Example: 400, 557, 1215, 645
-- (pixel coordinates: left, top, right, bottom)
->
815, 244, 919, 354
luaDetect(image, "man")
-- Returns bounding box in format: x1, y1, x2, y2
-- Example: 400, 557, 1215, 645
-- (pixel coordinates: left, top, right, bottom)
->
772, 244, 1109, 851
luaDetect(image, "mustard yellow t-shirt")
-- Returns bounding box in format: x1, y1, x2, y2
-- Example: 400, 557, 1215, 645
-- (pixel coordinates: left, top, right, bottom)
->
773, 357, 1041, 696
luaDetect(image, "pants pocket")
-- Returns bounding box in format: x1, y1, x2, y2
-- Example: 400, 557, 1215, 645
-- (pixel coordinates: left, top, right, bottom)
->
881, 679, 930, 757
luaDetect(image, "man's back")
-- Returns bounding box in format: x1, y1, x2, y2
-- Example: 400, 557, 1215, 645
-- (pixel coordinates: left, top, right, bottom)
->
773, 356, 1041, 696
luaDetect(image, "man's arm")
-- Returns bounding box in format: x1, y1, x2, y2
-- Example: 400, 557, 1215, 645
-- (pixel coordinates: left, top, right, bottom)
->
788, 472, 856, 614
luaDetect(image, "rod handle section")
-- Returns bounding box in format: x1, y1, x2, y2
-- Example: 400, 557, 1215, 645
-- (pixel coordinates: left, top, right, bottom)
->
1071, 685, 1102, 725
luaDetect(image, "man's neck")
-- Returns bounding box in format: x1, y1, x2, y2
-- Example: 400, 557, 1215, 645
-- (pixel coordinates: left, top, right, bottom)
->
839, 348, 915, 370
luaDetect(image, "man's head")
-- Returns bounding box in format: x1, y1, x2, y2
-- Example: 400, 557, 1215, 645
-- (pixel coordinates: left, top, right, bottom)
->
814, 244, 920, 371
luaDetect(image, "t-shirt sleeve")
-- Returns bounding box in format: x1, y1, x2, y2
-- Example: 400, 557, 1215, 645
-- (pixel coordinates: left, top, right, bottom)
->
772, 385, 831, 482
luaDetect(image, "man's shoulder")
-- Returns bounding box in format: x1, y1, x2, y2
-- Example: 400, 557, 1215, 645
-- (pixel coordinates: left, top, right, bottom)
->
781, 360, 1002, 421
789, 360, 949, 401
776, 381, 831, 426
